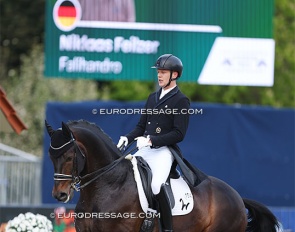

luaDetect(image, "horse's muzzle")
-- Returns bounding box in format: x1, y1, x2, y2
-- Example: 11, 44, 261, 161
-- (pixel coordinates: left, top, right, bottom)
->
52, 186, 73, 203
53, 191, 69, 202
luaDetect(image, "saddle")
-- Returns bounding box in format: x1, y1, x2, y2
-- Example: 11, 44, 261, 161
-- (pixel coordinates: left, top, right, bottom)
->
129, 148, 208, 232
135, 148, 208, 212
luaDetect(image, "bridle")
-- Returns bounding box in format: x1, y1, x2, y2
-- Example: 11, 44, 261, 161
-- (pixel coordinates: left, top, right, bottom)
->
52, 136, 137, 192
50, 134, 84, 191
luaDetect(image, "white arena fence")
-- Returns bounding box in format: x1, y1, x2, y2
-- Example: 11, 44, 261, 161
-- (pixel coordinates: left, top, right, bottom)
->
0, 143, 41, 205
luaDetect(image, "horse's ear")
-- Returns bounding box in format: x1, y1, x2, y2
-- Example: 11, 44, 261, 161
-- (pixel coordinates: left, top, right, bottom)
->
62, 121, 73, 140
45, 120, 55, 137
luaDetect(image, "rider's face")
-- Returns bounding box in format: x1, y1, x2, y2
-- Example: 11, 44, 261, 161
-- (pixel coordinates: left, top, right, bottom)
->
157, 69, 177, 89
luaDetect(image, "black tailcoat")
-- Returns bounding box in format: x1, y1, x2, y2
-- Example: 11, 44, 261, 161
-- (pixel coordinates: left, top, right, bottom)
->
125, 86, 190, 149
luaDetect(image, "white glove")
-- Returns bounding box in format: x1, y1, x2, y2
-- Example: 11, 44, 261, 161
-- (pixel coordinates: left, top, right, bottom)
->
135, 136, 152, 149
117, 136, 128, 149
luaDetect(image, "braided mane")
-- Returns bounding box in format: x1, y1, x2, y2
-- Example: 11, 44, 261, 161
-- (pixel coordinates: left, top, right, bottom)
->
67, 119, 122, 156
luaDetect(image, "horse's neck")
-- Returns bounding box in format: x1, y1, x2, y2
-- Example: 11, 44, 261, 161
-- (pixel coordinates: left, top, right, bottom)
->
82, 136, 129, 184
78, 159, 135, 208
82, 137, 119, 171
77, 129, 138, 202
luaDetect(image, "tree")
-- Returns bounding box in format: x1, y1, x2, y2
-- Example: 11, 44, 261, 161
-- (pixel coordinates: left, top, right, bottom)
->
0, 45, 98, 155
0, 0, 45, 79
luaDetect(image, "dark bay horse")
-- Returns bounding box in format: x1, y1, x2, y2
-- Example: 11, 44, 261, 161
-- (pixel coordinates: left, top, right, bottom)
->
45, 120, 279, 232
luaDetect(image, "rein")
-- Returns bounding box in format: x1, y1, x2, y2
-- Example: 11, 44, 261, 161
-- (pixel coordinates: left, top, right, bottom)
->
54, 140, 138, 191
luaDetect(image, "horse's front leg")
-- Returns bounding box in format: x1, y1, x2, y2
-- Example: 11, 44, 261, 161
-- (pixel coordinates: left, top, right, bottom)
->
74, 203, 93, 232
75, 217, 93, 232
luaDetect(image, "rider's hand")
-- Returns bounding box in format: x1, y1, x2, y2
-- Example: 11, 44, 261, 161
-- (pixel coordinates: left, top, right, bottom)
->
135, 136, 152, 149
117, 136, 128, 149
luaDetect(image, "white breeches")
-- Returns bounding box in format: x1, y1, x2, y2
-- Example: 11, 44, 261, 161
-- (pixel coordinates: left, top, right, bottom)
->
134, 146, 174, 195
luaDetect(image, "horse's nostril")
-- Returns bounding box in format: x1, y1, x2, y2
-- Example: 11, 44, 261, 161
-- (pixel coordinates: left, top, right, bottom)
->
59, 192, 68, 201
54, 191, 68, 202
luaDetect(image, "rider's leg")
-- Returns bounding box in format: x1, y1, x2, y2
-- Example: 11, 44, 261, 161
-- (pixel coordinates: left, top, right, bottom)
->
134, 146, 174, 195
156, 184, 173, 232
134, 146, 174, 231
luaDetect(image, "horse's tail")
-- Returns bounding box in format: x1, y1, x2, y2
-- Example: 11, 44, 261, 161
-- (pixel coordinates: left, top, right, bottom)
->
243, 198, 279, 232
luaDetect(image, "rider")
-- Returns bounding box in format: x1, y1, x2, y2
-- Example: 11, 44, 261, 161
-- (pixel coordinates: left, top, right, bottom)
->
117, 54, 190, 232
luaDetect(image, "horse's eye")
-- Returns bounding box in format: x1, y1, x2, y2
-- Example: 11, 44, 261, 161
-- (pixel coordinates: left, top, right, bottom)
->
66, 156, 73, 162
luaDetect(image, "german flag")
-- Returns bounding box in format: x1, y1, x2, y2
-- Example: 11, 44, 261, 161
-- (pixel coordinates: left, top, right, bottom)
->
57, 1, 77, 27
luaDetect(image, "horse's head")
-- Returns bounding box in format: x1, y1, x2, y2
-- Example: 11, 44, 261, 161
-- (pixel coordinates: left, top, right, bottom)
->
45, 121, 86, 203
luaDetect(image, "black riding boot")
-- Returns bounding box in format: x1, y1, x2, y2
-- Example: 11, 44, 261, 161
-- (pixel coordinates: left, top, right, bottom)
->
156, 184, 173, 232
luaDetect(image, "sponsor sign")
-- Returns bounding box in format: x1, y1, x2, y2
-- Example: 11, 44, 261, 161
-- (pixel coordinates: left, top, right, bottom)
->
45, 0, 275, 86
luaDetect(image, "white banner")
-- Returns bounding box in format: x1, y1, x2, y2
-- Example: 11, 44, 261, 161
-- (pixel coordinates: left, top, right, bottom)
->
198, 37, 275, 86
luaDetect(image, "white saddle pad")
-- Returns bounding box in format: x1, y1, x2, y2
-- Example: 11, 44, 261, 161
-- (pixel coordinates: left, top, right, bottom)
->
128, 155, 194, 216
